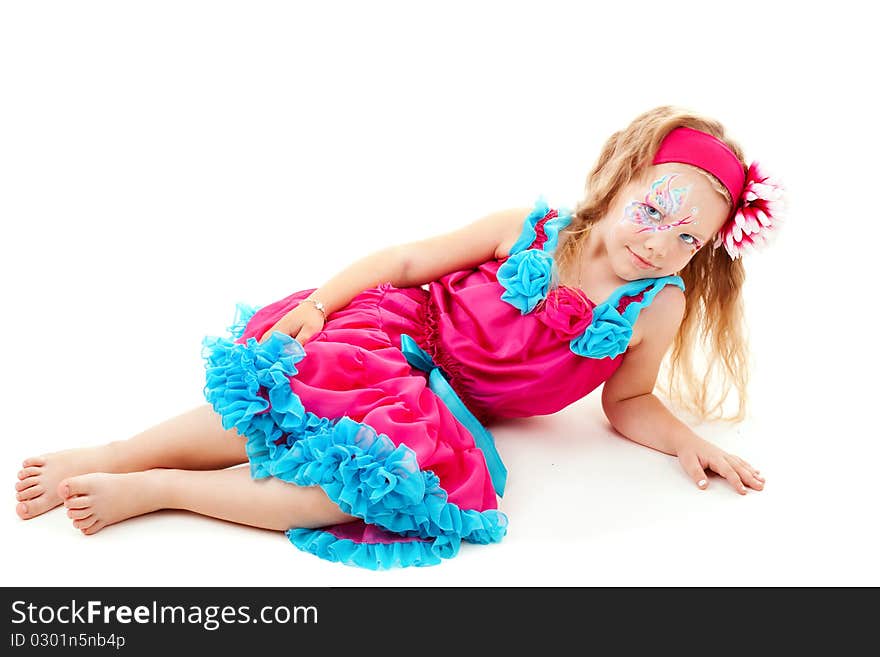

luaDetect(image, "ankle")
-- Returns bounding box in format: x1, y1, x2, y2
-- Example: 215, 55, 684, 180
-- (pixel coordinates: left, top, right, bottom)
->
104, 439, 145, 474
145, 469, 184, 511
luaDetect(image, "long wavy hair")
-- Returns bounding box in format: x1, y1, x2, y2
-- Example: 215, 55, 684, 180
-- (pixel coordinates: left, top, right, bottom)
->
555, 105, 750, 422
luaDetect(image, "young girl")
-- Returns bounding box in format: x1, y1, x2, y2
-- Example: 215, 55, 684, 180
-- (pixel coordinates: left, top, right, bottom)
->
14, 105, 782, 569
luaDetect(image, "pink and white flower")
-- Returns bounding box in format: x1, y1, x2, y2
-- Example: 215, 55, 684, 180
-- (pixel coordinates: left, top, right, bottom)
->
715, 161, 786, 259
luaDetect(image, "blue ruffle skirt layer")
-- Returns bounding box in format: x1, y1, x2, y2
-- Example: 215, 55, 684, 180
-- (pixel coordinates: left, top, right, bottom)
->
200, 304, 508, 569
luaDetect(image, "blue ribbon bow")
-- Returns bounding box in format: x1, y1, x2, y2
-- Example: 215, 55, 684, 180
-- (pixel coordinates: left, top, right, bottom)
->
399, 334, 507, 498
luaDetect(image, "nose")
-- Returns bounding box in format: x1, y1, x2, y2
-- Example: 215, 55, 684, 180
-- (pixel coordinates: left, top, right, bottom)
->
642, 231, 671, 259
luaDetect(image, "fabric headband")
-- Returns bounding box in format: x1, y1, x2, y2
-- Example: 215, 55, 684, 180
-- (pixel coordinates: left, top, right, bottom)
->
652, 126, 785, 259
653, 126, 745, 203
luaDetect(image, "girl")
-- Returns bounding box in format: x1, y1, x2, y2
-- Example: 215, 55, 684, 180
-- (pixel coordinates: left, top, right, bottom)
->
14, 105, 783, 569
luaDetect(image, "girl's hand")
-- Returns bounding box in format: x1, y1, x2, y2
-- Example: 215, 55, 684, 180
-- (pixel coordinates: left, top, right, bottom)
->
676, 435, 765, 495
257, 302, 325, 345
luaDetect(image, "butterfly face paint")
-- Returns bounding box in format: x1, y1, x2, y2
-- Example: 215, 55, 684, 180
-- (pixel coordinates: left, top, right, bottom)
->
621, 173, 703, 253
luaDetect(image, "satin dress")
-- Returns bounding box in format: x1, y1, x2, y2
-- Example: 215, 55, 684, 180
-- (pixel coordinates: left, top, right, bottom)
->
201, 197, 684, 568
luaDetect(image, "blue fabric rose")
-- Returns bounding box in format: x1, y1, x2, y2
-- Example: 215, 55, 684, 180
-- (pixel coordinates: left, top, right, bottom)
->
497, 249, 554, 314
571, 303, 633, 359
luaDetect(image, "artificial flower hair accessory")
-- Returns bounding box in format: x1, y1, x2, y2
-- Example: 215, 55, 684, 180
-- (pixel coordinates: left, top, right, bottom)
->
652, 126, 786, 261
714, 161, 786, 260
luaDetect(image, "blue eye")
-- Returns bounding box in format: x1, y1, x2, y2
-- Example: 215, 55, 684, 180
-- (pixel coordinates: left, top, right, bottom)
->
644, 205, 661, 220
680, 234, 701, 248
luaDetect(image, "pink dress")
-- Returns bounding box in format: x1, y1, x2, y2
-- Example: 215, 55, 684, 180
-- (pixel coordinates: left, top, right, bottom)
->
201, 197, 684, 568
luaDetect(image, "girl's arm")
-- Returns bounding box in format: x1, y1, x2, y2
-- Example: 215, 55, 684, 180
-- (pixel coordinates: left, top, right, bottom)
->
308, 207, 531, 316
260, 207, 530, 345
600, 287, 764, 494
600, 287, 691, 455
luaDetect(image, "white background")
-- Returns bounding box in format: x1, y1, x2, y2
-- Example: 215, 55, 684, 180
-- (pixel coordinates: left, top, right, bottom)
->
1, 1, 877, 586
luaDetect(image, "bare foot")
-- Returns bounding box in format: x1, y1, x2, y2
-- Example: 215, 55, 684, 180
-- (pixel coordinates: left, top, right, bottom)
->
58, 472, 165, 535
15, 445, 122, 520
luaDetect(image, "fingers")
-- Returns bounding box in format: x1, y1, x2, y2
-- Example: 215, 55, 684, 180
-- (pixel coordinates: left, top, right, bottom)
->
679, 452, 709, 490
294, 330, 318, 345
256, 304, 325, 345
731, 455, 764, 481
738, 457, 760, 475
710, 456, 747, 495
260, 328, 320, 346
257, 328, 275, 345
258, 328, 286, 345
730, 456, 765, 490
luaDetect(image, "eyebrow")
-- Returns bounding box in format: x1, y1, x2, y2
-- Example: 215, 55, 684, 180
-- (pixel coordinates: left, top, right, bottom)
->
647, 201, 709, 242
681, 223, 708, 244
686, 226, 708, 243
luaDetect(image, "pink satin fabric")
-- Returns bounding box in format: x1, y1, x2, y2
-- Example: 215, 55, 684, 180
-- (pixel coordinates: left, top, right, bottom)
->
232, 221, 638, 521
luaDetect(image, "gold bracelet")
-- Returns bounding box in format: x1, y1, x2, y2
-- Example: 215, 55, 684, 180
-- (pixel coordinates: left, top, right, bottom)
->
302, 298, 327, 321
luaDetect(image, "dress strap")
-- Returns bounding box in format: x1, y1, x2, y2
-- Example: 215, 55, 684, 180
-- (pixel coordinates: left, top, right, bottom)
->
509, 196, 573, 256
569, 275, 685, 360
605, 275, 685, 325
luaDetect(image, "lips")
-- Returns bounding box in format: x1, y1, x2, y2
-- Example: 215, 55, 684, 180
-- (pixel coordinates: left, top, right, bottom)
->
627, 247, 657, 269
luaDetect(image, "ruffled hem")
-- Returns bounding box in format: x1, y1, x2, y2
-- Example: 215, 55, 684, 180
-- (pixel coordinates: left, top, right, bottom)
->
287, 528, 447, 569
508, 196, 573, 256
226, 302, 262, 341
201, 305, 508, 569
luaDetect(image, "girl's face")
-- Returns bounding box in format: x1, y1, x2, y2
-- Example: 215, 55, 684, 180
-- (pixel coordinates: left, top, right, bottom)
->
601, 164, 730, 280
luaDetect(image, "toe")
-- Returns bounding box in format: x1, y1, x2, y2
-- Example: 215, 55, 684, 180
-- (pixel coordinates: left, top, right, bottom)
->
16, 502, 30, 519
22, 456, 46, 467
59, 475, 90, 500
63, 495, 92, 510
21, 492, 61, 517
67, 507, 92, 521
82, 521, 105, 535
18, 467, 41, 480
15, 477, 40, 492
16, 485, 44, 502
73, 516, 99, 530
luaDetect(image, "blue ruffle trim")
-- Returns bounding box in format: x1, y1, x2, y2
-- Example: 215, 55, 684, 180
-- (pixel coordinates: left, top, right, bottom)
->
570, 276, 685, 359
288, 529, 446, 569
496, 196, 687, 360
498, 196, 574, 314
508, 195, 573, 256
201, 309, 508, 569
226, 302, 262, 340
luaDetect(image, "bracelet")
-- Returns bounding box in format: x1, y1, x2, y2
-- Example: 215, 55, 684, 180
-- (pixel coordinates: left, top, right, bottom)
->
302, 298, 327, 321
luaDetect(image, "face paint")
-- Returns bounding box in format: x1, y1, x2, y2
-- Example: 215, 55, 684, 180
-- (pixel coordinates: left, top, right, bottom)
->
621, 173, 700, 239
647, 174, 689, 215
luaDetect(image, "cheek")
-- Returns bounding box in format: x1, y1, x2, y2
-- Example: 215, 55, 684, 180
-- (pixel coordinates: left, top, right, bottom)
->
610, 219, 640, 243
679, 244, 701, 263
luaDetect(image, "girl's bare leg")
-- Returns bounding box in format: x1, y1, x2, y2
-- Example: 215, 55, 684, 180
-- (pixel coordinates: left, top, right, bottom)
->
16, 404, 247, 519
58, 466, 356, 535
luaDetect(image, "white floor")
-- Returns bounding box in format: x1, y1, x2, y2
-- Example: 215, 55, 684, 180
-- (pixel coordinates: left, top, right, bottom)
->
2, 1, 878, 587
2, 341, 876, 587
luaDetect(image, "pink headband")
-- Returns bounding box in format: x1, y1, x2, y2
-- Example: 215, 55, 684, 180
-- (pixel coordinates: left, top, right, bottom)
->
653, 126, 745, 203
652, 126, 785, 259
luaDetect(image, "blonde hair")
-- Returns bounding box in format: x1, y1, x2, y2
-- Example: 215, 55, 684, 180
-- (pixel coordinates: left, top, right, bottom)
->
556, 105, 750, 423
